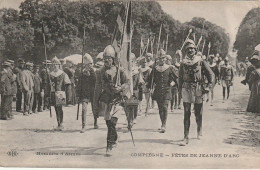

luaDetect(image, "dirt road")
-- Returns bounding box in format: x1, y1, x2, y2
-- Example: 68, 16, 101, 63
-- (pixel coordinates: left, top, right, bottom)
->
0, 77, 259, 168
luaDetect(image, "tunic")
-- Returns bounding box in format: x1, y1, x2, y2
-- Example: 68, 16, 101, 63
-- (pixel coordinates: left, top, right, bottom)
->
179, 55, 214, 104
147, 64, 178, 101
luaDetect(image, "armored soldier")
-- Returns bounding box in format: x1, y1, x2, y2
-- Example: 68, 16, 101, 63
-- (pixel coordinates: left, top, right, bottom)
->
49, 57, 71, 131
0, 62, 16, 120
77, 53, 97, 132
220, 57, 234, 102
145, 53, 154, 68
21, 62, 35, 115
147, 50, 178, 133
14, 58, 25, 112
93, 45, 127, 152
178, 39, 214, 145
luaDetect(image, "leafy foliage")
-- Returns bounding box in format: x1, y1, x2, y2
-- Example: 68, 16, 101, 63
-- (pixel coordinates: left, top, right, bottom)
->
234, 7, 260, 61
0, 0, 230, 63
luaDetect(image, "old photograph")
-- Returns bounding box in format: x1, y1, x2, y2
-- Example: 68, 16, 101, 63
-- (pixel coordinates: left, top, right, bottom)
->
0, 0, 260, 168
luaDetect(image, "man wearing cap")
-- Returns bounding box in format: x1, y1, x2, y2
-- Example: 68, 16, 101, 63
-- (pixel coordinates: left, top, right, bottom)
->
32, 65, 42, 113
220, 57, 234, 102
63, 59, 76, 106
179, 39, 214, 145
40, 60, 51, 110
14, 58, 25, 112
0, 62, 16, 120
93, 45, 127, 152
77, 53, 97, 132
21, 62, 35, 115
147, 49, 178, 133
6, 60, 17, 103
49, 57, 71, 131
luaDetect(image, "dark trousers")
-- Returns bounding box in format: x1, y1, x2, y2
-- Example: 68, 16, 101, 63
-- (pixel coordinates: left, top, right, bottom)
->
16, 89, 23, 111
183, 102, 203, 139
65, 84, 72, 105
157, 100, 169, 128
55, 105, 63, 126
1, 95, 13, 119
32, 93, 42, 112
106, 119, 118, 146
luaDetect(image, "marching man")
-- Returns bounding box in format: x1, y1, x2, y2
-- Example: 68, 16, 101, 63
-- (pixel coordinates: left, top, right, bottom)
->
147, 49, 178, 133
49, 57, 71, 131
93, 45, 127, 152
178, 39, 214, 145
220, 57, 234, 103
77, 53, 97, 132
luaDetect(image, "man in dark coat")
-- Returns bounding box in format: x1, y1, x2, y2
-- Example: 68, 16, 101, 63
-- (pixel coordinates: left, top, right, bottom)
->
14, 58, 25, 112
147, 49, 178, 133
40, 60, 51, 110
178, 39, 214, 145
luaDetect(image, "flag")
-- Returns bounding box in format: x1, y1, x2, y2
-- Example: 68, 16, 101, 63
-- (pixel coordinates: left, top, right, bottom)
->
117, 15, 124, 34
119, 1, 133, 96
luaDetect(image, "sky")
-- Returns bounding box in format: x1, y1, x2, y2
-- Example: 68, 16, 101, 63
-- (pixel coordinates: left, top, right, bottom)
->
0, 0, 259, 51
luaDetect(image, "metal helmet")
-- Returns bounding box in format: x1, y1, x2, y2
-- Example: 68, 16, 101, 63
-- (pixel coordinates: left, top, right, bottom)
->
158, 49, 166, 58
184, 39, 196, 51
96, 52, 104, 60
83, 53, 93, 64
197, 52, 203, 56
103, 45, 115, 58
52, 56, 61, 65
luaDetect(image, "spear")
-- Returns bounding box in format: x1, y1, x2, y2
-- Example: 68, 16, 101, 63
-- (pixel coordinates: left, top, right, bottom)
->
156, 24, 162, 58
41, 21, 52, 118
76, 27, 86, 120
201, 39, 206, 54
165, 34, 169, 53
180, 28, 192, 51
197, 21, 205, 49
207, 42, 211, 60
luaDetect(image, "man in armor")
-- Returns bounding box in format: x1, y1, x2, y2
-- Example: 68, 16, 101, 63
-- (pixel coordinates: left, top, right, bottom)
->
77, 53, 97, 132
208, 55, 219, 106
220, 57, 234, 102
49, 57, 71, 131
93, 45, 127, 152
179, 39, 214, 145
147, 49, 178, 133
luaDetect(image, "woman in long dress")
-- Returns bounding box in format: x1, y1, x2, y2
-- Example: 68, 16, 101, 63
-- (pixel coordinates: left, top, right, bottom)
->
247, 54, 260, 113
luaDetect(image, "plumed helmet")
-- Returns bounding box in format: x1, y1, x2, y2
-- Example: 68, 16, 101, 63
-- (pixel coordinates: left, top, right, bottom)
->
83, 53, 93, 64
184, 39, 196, 51
96, 52, 104, 60
103, 45, 115, 58
52, 56, 61, 65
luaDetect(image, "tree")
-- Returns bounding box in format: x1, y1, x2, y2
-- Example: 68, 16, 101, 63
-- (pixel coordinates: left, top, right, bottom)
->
234, 7, 260, 61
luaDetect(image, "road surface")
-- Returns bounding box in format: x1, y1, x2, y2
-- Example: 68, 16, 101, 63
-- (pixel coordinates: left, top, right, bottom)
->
0, 77, 259, 168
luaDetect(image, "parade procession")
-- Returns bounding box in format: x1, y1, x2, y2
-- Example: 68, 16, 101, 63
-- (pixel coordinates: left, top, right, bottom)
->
0, 0, 260, 168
